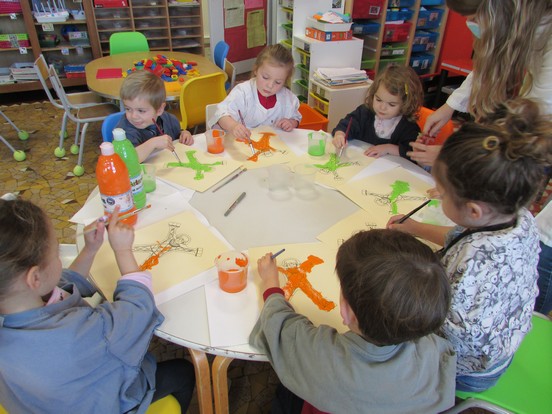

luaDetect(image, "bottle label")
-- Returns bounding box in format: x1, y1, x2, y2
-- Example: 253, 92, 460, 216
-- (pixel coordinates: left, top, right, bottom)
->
99, 190, 134, 214
130, 173, 144, 195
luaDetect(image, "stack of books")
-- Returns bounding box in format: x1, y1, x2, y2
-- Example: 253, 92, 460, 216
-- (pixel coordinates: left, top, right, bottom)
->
313, 67, 369, 86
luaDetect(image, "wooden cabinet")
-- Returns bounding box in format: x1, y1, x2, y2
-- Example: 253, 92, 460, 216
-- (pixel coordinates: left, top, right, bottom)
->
85, 0, 204, 56
350, 0, 448, 78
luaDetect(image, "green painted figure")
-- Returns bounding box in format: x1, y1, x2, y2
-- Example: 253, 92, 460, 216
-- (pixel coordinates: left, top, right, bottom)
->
167, 150, 224, 180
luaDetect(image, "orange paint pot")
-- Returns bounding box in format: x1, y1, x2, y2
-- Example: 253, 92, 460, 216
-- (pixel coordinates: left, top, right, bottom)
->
206, 129, 226, 154
215, 251, 249, 293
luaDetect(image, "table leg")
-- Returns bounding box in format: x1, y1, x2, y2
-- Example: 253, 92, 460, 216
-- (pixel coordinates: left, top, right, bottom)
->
188, 348, 214, 414
212, 356, 234, 414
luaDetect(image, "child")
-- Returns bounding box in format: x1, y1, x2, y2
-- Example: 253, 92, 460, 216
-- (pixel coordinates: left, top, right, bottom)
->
117, 70, 194, 162
208, 44, 302, 139
0, 199, 195, 413
388, 98, 552, 392
332, 64, 423, 159
250, 229, 456, 413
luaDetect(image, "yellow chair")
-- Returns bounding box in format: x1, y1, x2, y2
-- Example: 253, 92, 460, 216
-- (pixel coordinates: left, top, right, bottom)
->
179, 71, 227, 134
109, 31, 149, 55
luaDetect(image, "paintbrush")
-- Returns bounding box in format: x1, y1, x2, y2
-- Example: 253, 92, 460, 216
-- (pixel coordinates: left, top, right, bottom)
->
77, 204, 152, 237
397, 200, 431, 224
212, 167, 247, 192
338, 118, 353, 158
152, 117, 183, 164
238, 110, 255, 155
271, 248, 286, 259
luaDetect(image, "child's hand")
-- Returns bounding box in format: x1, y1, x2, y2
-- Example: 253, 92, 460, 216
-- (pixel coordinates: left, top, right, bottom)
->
152, 134, 175, 152
179, 130, 194, 145
332, 132, 346, 150
82, 220, 106, 252
232, 123, 251, 140
257, 253, 280, 291
106, 206, 135, 254
386, 215, 420, 235
364, 144, 395, 158
274, 118, 296, 132
427, 187, 441, 200
407, 141, 442, 167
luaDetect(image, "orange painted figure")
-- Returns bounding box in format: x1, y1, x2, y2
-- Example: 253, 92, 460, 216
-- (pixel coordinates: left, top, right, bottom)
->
237, 131, 278, 161
277, 255, 336, 311
139, 242, 173, 271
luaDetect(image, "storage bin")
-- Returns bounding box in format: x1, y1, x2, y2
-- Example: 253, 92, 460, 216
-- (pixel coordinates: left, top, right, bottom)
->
0, 0, 23, 13
296, 48, 310, 67
38, 33, 59, 48
296, 64, 309, 81
352, 21, 380, 35
294, 79, 308, 94
382, 22, 411, 42
388, 0, 415, 7
280, 39, 292, 49
361, 59, 376, 70
379, 56, 407, 71
412, 31, 438, 52
310, 81, 327, 99
380, 43, 408, 57
0, 34, 30, 49
362, 45, 377, 60
282, 6, 293, 23
410, 53, 435, 74
298, 103, 329, 132
386, 8, 414, 21
421, 0, 444, 5
309, 92, 329, 116
68, 31, 90, 46
417, 8, 444, 29
352, 0, 384, 19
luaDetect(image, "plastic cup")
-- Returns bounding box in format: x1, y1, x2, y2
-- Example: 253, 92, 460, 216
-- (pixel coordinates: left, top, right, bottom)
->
206, 129, 225, 154
215, 251, 249, 293
307, 131, 328, 156
141, 163, 156, 193
293, 163, 317, 200
267, 164, 291, 201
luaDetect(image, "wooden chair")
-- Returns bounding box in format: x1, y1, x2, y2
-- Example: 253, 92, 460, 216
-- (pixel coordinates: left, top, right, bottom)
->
179, 72, 227, 134
109, 31, 149, 55
223, 58, 236, 92
48, 65, 119, 176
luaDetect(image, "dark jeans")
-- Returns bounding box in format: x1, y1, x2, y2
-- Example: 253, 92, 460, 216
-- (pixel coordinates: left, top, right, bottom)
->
152, 359, 195, 413
535, 241, 552, 315
270, 383, 304, 414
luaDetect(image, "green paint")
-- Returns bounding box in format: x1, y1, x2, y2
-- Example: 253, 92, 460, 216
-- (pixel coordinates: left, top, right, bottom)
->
389, 180, 410, 214
167, 150, 223, 180
313, 153, 355, 172
428, 199, 440, 208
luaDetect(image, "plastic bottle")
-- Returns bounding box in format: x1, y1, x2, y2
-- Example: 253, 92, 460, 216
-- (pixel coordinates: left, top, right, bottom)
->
112, 128, 146, 209
96, 142, 137, 225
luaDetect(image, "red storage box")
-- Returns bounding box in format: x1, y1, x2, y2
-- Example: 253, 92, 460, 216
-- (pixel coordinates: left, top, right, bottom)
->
298, 103, 329, 132
383, 22, 411, 42
352, 0, 384, 19
94, 0, 128, 7
0, 34, 30, 49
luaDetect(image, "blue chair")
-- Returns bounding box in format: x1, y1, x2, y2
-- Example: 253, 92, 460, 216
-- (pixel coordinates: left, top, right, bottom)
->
101, 111, 125, 142
213, 40, 229, 70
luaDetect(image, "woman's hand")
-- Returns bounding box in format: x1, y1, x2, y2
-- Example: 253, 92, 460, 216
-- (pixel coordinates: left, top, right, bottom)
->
422, 104, 454, 137
406, 142, 442, 167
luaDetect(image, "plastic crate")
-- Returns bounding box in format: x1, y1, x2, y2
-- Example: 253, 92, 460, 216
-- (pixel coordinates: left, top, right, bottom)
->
296, 48, 310, 67
298, 103, 328, 132
0, 0, 22, 13
379, 56, 407, 71
296, 64, 309, 81
417, 8, 444, 29
352, 0, 385, 19
361, 59, 376, 70
386, 8, 414, 21
38, 33, 59, 48
410, 53, 435, 74
309, 92, 329, 116
352, 21, 380, 35
421, 0, 444, 5
282, 6, 293, 23
383, 22, 411, 42
380, 43, 408, 56
0, 34, 30, 49
412, 31, 438, 52
388, 0, 415, 7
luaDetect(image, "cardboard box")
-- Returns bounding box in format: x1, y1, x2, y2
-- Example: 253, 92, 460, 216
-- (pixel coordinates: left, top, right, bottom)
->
305, 27, 352, 42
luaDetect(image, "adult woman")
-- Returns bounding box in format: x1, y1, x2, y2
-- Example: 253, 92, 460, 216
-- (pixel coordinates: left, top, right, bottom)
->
408, 0, 552, 167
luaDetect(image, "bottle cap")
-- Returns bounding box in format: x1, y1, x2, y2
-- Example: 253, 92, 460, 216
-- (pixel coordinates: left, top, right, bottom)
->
112, 128, 127, 141
100, 142, 115, 155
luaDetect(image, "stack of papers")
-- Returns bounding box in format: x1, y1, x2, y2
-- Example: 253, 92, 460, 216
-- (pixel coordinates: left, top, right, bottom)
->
313, 67, 369, 86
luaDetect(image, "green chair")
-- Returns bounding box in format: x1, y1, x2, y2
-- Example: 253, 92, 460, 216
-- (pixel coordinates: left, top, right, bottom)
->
444, 313, 552, 414
109, 31, 149, 55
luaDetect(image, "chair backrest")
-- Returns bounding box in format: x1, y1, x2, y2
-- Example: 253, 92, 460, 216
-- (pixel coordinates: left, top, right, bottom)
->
47, 65, 71, 111
205, 103, 218, 129
224, 58, 236, 91
34, 54, 63, 110
450, 313, 552, 414
179, 72, 227, 130
109, 31, 149, 55
213, 40, 229, 70
101, 111, 126, 142
417, 106, 455, 145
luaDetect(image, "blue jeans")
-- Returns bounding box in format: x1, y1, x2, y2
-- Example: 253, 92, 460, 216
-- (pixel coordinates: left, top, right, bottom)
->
535, 241, 552, 315
456, 359, 511, 393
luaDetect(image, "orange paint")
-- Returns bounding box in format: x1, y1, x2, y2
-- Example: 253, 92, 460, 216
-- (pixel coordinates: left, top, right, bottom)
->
218, 268, 247, 293
139, 242, 172, 270
207, 137, 224, 154
238, 131, 277, 162
278, 255, 336, 312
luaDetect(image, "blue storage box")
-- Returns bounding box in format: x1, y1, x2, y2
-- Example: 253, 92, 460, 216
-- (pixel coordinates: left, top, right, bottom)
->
388, 0, 415, 7
417, 8, 444, 29
421, 0, 444, 5
412, 30, 439, 52
386, 8, 414, 21
352, 21, 381, 35
410, 53, 435, 74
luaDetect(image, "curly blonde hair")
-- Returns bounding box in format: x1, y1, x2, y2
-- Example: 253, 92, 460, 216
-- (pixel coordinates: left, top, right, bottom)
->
446, 0, 552, 119
365, 65, 423, 122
